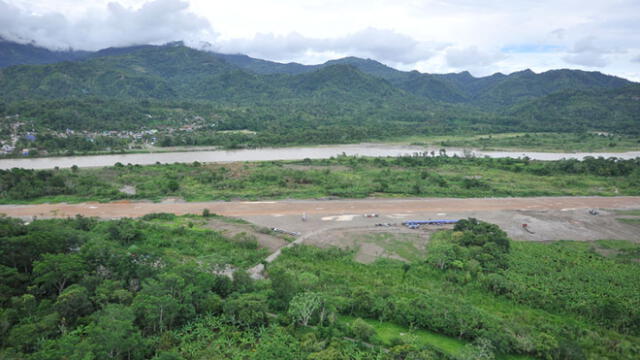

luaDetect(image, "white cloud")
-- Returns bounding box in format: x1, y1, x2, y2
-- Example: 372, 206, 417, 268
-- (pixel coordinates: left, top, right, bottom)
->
0, 0, 215, 50
217, 28, 443, 65
1, 0, 639, 80
563, 37, 611, 68
445, 46, 507, 68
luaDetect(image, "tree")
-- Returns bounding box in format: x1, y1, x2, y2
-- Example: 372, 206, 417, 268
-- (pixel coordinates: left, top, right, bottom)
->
167, 180, 179, 192
33, 253, 86, 295
105, 219, 143, 245
232, 270, 254, 293
426, 238, 458, 270
223, 293, 268, 328
88, 304, 145, 360
0, 265, 27, 302
268, 268, 298, 310
402, 263, 411, 282
350, 318, 376, 342
54, 284, 93, 325
288, 292, 323, 327
132, 275, 187, 334
459, 337, 495, 360
93, 279, 133, 307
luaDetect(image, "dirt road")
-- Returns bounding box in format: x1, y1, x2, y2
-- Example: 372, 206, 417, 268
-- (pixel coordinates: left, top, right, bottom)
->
1, 196, 639, 219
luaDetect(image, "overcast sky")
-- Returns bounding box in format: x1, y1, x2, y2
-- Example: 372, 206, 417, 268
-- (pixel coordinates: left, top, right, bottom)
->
2, 0, 639, 80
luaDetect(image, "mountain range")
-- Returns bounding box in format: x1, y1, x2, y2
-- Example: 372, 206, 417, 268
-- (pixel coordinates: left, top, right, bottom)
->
0, 38, 638, 135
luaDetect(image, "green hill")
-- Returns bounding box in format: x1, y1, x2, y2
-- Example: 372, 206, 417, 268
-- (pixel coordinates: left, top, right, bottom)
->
0, 40, 638, 136
218, 52, 633, 107
0, 44, 412, 104
508, 84, 640, 133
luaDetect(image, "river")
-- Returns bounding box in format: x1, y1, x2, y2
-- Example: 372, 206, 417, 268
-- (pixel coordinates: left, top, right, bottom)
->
1, 143, 639, 170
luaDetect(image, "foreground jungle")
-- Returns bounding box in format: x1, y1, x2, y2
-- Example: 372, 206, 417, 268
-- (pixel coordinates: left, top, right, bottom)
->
1, 214, 639, 360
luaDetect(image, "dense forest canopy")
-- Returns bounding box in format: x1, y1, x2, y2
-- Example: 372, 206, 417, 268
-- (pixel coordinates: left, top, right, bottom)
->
1, 215, 638, 359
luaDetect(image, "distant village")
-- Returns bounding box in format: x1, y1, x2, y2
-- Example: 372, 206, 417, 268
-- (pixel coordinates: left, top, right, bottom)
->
0, 114, 214, 156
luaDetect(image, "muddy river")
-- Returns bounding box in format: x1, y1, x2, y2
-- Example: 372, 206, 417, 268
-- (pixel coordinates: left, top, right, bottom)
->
1, 143, 639, 170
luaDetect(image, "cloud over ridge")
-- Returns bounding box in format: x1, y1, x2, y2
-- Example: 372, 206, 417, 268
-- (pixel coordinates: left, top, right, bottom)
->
0, 0, 215, 50
1, 0, 639, 80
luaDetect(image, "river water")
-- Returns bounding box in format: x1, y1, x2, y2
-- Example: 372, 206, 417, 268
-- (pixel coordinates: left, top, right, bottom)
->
1, 143, 639, 170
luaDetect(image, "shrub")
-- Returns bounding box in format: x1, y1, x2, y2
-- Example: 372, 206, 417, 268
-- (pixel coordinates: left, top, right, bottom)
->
350, 318, 376, 342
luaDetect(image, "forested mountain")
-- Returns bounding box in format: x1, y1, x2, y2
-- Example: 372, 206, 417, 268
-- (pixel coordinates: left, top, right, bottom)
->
0, 40, 638, 136
507, 84, 640, 133
0, 44, 411, 104
216, 50, 632, 106
467, 69, 631, 108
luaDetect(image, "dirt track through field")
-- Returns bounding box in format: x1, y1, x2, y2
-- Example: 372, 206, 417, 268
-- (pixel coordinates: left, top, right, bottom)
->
1, 196, 639, 219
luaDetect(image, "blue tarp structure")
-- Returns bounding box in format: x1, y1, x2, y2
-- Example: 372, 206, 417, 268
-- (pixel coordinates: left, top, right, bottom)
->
403, 219, 459, 226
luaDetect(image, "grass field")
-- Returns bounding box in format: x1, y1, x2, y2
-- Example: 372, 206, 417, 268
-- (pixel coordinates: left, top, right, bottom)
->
340, 315, 468, 355
615, 209, 640, 226
341, 316, 534, 360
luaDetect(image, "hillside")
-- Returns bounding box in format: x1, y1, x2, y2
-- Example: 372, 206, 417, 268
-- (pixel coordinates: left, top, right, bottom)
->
470, 69, 632, 108
0, 40, 638, 140
508, 84, 640, 134
0, 43, 412, 104
1, 40, 634, 106
215, 51, 633, 107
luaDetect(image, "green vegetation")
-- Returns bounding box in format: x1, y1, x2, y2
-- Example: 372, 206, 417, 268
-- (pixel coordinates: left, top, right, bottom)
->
400, 132, 640, 152
339, 315, 468, 356
614, 209, 640, 226
2, 155, 639, 203
615, 209, 640, 216
270, 228, 640, 359
593, 240, 640, 263
0, 214, 274, 359
2, 214, 639, 359
617, 218, 640, 225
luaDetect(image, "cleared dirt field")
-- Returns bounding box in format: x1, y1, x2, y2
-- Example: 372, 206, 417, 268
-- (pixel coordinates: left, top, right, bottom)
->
2, 196, 639, 248
2, 196, 639, 219
3, 196, 639, 270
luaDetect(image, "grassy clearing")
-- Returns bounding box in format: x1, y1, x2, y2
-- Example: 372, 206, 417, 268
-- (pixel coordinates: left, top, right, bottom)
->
615, 209, 640, 216
614, 209, 640, 226
595, 239, 640, 251
340, 315, 468, 356
391, 132, 640, 152
617, 218, 640, 225
355, 233, 426, 262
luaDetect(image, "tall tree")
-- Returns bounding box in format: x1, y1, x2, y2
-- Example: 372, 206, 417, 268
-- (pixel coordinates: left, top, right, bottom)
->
33, 253, 86, 295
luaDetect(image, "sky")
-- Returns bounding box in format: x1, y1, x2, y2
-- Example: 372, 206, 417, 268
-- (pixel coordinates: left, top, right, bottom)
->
1, 0, 639, 80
